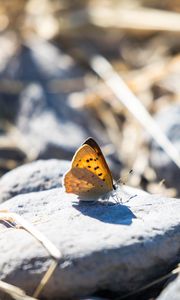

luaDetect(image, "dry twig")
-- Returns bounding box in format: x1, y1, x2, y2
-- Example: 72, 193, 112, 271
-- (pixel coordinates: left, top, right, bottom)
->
0, 210, 61, 299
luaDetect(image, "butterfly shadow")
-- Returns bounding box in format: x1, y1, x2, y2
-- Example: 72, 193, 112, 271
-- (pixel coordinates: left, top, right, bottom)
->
73, 199, 136, 225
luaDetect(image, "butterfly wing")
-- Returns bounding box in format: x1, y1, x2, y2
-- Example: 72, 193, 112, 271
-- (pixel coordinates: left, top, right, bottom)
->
64, 166, 110, 198
83, 137, 114, 189
63, 139, 113, 198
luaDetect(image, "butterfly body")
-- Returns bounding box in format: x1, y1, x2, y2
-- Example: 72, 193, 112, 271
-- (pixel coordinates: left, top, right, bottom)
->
63, 138, 115, 200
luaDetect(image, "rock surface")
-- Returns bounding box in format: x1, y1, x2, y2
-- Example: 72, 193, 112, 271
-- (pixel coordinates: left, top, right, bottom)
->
0, 159, 70, 203
0, 40, 122, 176
0, 182, 179, 299
157, 274, 180, 300
150, 104, 180, 195
16, 83, 89, 160
0, 40, 111, 158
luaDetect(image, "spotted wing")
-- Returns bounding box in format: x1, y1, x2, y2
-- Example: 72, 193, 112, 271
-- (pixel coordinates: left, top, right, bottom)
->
63, 141, 113, 197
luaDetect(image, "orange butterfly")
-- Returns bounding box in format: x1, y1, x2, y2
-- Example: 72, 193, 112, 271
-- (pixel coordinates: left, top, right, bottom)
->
63, 138, 116, 200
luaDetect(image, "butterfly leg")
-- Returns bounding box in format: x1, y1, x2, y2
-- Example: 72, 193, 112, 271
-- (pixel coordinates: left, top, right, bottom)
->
100, 195, 116, 206
113, 193, 123, 204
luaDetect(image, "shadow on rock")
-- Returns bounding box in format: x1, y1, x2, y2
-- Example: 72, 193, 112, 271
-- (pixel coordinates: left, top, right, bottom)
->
73, 201, 136, 225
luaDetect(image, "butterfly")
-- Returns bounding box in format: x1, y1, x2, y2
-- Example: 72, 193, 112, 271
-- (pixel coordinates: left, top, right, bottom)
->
63, 137, 116, 200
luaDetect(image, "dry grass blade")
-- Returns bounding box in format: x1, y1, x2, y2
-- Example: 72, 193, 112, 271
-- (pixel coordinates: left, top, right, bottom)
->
117, 263, 180, 299
90, 54, 180, 168
89, 7, 180, 33
0, 280, 38, 300
33, 260, 58, 298
0, 211, 60, 260
0, 211, 61, 298
60, 7, 180, 33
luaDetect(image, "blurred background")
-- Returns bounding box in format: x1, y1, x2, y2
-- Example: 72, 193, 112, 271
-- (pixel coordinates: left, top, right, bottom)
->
0, 0, 180, 196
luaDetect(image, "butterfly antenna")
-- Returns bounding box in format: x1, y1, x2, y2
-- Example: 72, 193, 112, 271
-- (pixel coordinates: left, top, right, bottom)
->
114, 169, 133, 187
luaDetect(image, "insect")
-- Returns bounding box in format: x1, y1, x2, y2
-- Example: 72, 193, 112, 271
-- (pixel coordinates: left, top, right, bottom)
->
63, 137, 116, 200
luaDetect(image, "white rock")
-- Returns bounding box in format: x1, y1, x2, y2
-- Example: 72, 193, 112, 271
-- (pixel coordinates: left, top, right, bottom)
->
0, 186, 179, 299
0, 159, 69, 203
157, 274, 180, 300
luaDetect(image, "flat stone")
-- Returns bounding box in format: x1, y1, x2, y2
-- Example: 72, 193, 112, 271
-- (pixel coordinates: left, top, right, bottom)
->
0, 159, 70, 203
157, 274, 180, 300
0, 186, 179, 299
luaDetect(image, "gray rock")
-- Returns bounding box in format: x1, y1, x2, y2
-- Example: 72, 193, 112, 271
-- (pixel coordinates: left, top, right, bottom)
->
0, 39, 122, 170
150, 104, 180, 195
0, 187, 179, 299
0, 93, 19, 121
157, 274, 180, 300
17, 83, 90, 160
2, 41, 85, 82
0, 159, 70, 203
0, 145, 27, 176
11, 41, 97, 160
0, 40, 100, 158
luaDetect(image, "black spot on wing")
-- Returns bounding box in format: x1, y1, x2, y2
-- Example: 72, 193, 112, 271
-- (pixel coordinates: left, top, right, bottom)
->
94, 166, 99, 170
